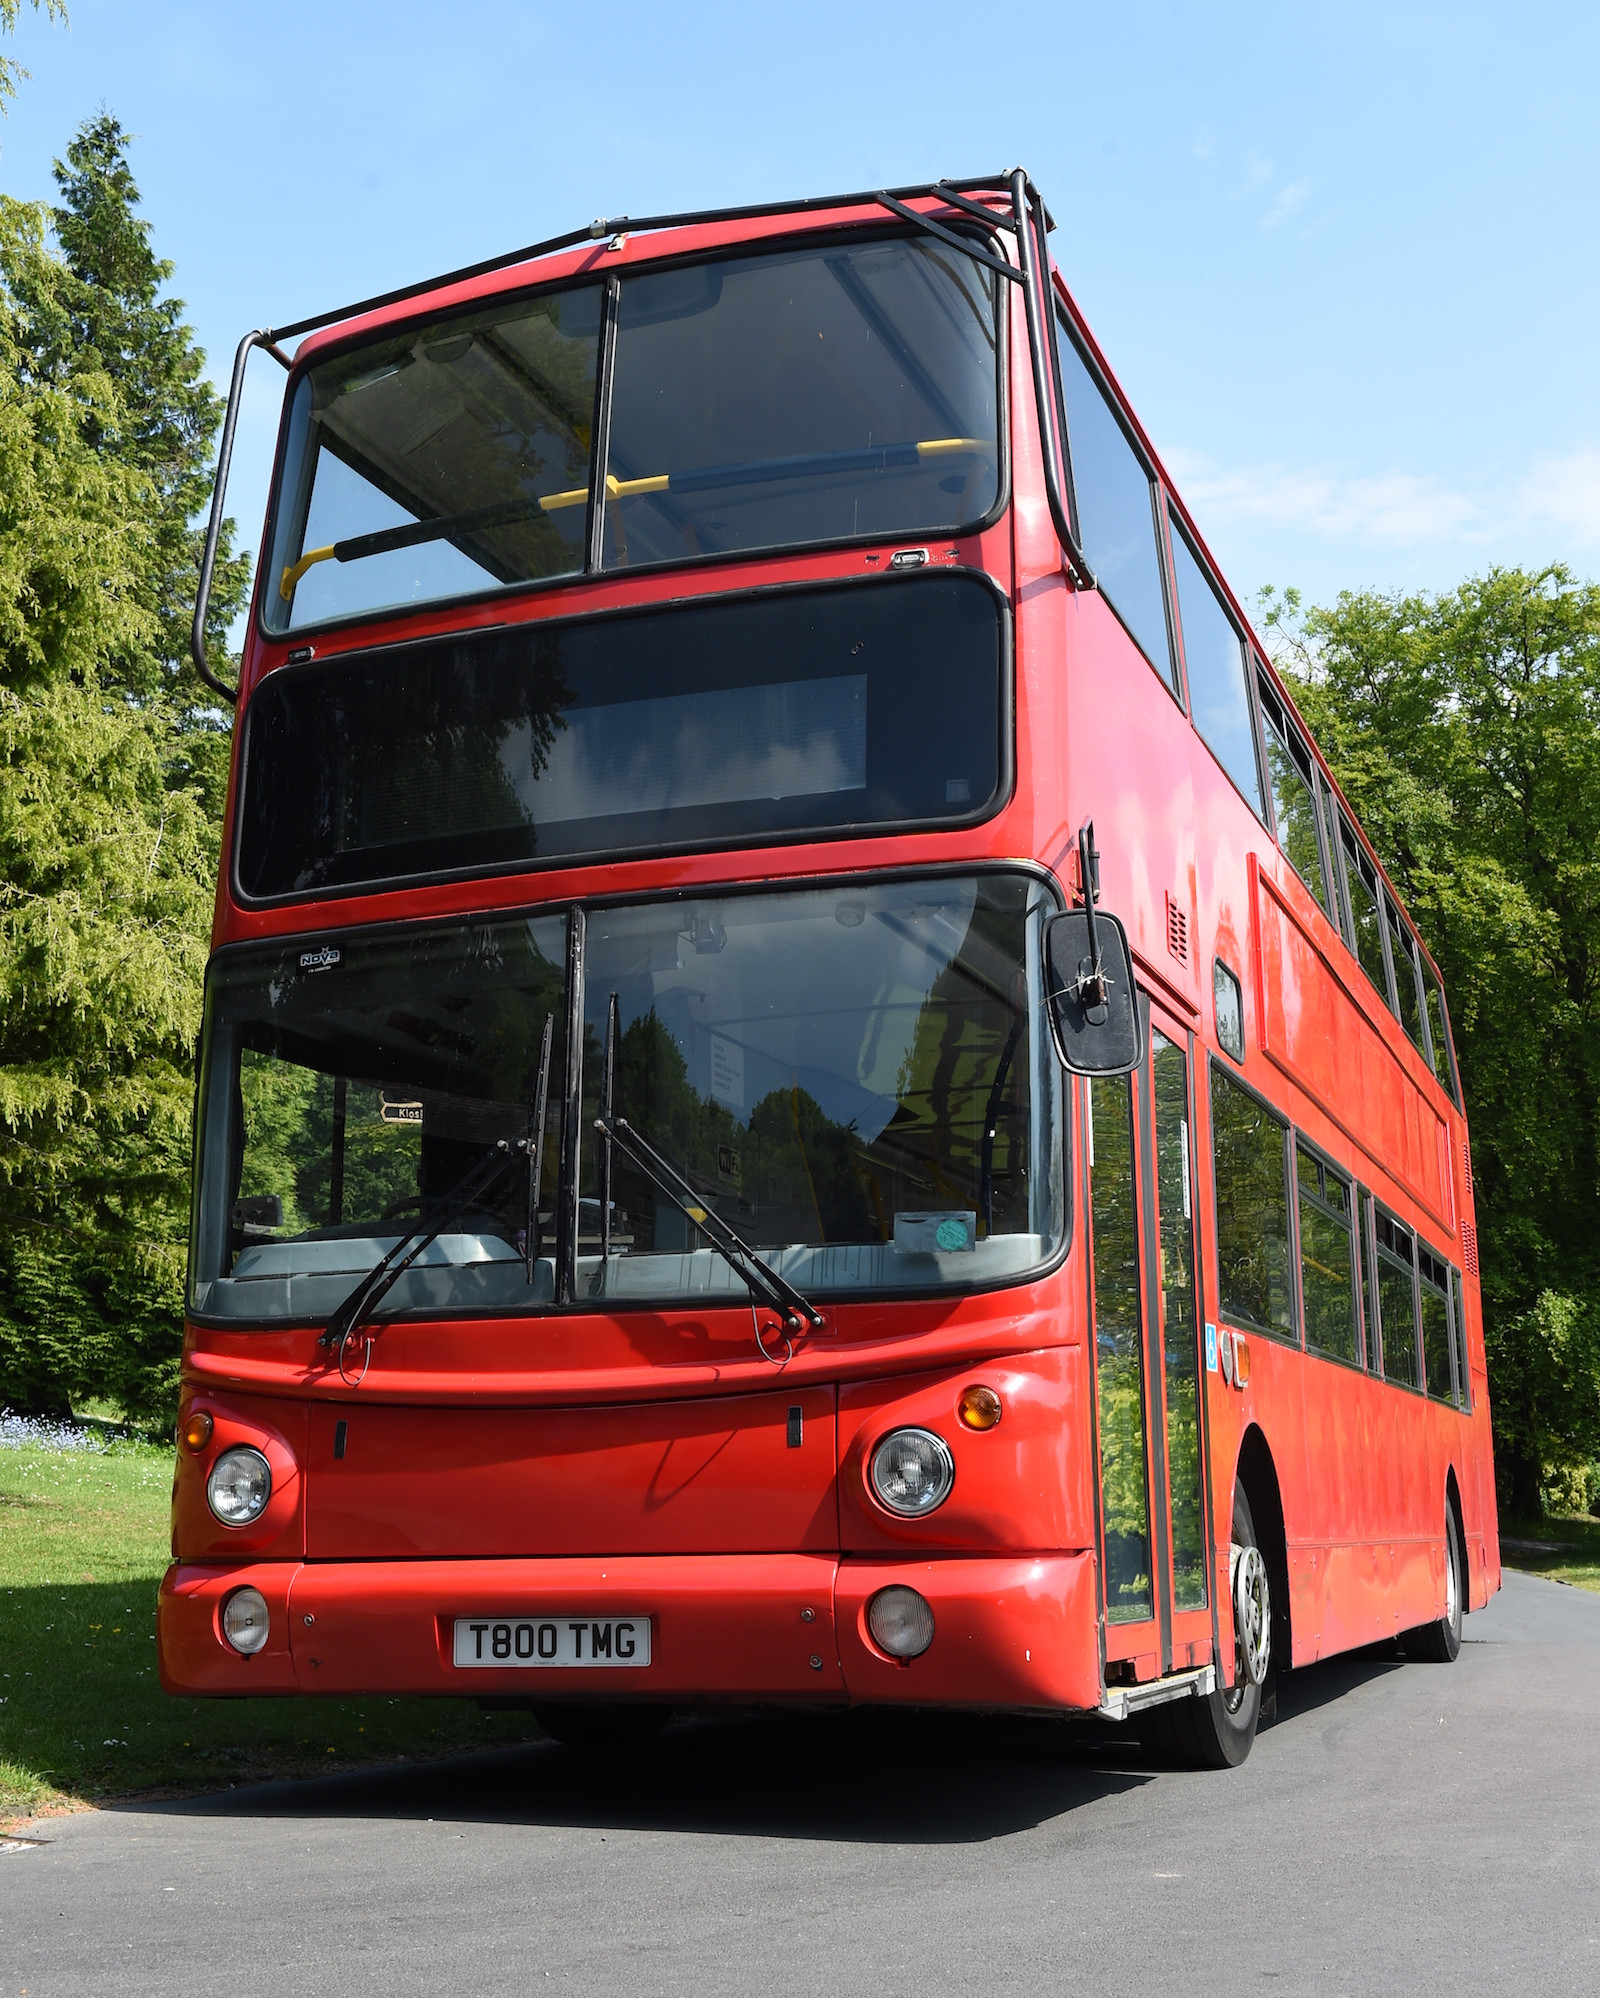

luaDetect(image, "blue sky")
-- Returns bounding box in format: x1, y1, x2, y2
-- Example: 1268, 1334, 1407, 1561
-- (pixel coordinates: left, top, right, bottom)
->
4, 0, 1598, 625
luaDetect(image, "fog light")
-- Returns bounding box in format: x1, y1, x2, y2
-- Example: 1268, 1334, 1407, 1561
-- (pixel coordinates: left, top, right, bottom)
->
222, 1586, 270, 1655
869, 1428, 954, 1516
867, 1585, 935, 1659
180, 1409, 213, 1452
207, 1445, 272, 1526
958, 1385, 1002, 1431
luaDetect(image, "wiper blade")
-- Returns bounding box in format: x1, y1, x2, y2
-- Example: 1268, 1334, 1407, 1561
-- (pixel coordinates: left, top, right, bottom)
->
318, 1136, 525, 1351
595, 1114, 825, 1332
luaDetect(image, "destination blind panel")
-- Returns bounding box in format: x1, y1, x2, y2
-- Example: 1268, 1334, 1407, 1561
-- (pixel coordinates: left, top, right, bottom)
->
235, 573, 1005, 899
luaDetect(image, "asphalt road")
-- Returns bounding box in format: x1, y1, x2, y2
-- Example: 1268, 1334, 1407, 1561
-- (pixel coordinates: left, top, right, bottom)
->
5, 1569, 1598, 1998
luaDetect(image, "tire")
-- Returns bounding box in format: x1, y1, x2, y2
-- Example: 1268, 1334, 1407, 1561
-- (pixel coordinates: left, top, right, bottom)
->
532, 1703, 672, 1752
1402, 1507, 1464, 1663
1141, 1484, 1267, 1770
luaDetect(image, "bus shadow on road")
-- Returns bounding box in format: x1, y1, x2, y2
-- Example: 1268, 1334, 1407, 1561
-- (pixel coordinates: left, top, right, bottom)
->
128, 1650, 1415, 1843
135, 1707, 1158, 1845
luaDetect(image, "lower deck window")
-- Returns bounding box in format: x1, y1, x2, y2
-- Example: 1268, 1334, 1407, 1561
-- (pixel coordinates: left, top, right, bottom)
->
1373, 1208, 1420, 1390
1210, 1065, 1294, 1342
1295, 1144, 1359, 1365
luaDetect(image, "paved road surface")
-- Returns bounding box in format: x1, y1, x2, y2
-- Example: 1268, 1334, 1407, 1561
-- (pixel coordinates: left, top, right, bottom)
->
5, 1570, 1598, 1998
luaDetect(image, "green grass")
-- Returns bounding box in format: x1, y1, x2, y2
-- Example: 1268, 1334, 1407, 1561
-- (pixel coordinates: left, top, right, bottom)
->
1497, 1512, 1600, 1595
0, 1438, 539, 1830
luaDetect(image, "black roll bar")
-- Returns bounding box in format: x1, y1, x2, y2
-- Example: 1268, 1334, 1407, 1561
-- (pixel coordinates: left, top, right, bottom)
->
189, 170, 1096, 706
189, 330, 290, 705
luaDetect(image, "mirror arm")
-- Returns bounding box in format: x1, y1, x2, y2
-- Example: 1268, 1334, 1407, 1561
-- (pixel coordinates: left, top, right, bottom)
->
1075, 819, 1109, 1010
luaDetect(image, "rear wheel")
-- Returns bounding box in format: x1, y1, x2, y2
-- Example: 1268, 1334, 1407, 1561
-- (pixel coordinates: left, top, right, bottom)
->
532, 1704, 672, 1752
1402, 1507, 1464, 1663
1141, 1485, 1268, 1770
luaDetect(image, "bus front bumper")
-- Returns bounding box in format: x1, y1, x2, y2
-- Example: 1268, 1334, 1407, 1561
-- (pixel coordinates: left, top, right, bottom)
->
158, 1551, 1101, 1711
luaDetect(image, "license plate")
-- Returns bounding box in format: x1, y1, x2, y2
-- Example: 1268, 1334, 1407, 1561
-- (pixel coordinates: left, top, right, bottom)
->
452, 1615, 651, 1668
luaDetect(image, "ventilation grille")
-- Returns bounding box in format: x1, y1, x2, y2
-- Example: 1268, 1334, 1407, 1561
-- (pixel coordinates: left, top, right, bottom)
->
1462, 1137, 1473, 1180
1461, 1220, 1478, 1277
1166, 893, 1188, 964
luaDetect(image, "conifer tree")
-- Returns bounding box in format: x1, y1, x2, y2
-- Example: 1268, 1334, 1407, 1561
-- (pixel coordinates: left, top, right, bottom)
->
0, 116, 248, 1420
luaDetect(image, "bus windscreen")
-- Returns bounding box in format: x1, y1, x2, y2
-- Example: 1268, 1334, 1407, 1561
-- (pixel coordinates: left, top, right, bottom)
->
189, 873, 1064, 1324
263, 234, 1002, 631
234, 575, 1005, 899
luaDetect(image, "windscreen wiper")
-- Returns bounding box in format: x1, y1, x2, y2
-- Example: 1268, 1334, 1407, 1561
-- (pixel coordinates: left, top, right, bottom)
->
595, 1114, 825, 1332
318, 1136, 526, 1351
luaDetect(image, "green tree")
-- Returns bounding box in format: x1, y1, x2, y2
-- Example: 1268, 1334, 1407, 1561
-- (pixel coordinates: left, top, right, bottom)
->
0, 3, 66, 120
0, 119, 246, 1420
1263, 568, 1600, 1514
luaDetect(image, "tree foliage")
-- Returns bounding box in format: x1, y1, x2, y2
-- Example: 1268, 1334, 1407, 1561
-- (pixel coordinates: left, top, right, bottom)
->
1264, 569, 1600, 1513
0, 2, 66, 119
0, 117, 247, 1420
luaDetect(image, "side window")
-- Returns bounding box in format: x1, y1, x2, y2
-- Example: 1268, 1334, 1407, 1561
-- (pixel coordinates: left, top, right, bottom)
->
1340, 818, 1394, 1010
1357, 1186, 1377, 1368
1087, 1075, 1153, 1625
1319, 775, 1353, 949
1418, 1243, 1454, 1401
1295, 1143, 1359, 1365
1258, 675, 1331, 916
1421, 961, 1460, 1104
1210, 1065, 1294, 1342
1385, 898, 1427, 1058
1373, 1207, 1420, 1391
1054, 308, 1175, 689
1451, 1271, 1473, 1412
1168, 508, 1265, 817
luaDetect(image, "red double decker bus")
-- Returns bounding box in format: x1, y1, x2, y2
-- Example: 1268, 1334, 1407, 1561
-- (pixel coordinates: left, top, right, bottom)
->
160, 172, 1498, 1767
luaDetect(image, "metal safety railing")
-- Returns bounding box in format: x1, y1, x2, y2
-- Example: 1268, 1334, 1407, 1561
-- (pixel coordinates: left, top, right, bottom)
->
190, 170, 1093, 706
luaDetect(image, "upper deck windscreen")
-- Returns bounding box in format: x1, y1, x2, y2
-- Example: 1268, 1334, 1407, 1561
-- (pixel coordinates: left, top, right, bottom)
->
263, 234, 1002, 632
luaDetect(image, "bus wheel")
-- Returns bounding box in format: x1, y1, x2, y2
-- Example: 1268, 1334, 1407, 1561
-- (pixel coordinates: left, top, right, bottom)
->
1403, 1507, 1464, 1663
1142, 1485, 1267, 1770
533, 1704, 671, 1752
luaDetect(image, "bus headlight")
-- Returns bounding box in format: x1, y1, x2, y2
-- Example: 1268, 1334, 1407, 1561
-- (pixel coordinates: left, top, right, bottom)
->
222, 1587, 270, 1655
869, 1428, 954, 1516
867, 1585, 935, 1658
207, 1446, 272, 1526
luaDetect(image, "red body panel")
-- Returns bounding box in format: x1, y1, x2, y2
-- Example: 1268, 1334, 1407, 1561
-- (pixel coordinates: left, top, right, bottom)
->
163, 188, 1499, 1715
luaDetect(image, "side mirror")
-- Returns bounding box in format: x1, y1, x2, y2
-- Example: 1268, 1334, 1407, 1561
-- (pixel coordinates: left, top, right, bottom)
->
1043, 908, 1142, 1074
1043, 821, 1143, 1075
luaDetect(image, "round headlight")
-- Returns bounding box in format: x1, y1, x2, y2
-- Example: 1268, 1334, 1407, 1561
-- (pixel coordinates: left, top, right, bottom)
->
869, 1427, 955, 1517
867, 1585, 935, 1659
207, 1445, 272, 1526
221, 1586, 270, 1655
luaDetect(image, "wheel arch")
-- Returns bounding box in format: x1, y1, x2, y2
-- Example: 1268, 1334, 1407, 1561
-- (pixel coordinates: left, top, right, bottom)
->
1234, 1424, 1292, 1675
1444, 1460, 1468, 1599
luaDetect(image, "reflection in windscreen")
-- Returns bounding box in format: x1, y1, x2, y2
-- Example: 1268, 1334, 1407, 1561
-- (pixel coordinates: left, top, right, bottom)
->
577, 875, 1062, 1304
263, 232, 1002, 631
188, 876, 1063, 1324
190, 916, 568, 1322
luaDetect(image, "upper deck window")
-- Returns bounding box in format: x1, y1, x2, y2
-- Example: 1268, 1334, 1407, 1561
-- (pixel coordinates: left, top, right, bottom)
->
263, 235, 1003, 633
1168, 508, 1264, 818
1052, 306, 1175, 690
1257, 674, 1331, 917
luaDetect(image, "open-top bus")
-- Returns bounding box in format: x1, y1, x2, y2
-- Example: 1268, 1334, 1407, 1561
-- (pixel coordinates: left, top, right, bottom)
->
160, 172, 1499, 1767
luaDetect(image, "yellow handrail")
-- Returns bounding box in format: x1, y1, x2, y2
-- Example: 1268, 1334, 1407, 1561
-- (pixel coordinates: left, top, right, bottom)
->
278, 440, 990, 599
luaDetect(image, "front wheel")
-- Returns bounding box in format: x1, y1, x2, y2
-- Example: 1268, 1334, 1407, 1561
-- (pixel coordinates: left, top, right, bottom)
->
1141, 1485, 1268, 1770
1403, 1507, 1464, 1663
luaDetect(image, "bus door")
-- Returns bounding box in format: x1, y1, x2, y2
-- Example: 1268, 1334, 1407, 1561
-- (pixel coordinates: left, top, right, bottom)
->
1086, 998, 1213, 1683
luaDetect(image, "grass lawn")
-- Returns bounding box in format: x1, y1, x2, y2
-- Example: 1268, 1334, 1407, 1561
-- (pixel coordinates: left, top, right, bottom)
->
1497, 1512, 1600, 1595
0, 1434, 539, 1831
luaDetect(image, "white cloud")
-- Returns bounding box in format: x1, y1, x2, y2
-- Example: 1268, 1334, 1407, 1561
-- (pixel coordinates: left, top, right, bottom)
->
1514, 449, 1600, 546
1161, 446, 1600, 557
1261, 179, 1311, 229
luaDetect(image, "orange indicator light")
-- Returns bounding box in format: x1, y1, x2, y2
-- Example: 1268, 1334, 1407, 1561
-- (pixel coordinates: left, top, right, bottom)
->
181, 1409, 214, 1452
958, 1385, 1002, 1431
1234, 1337, 1252, 1387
